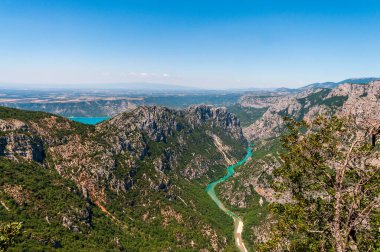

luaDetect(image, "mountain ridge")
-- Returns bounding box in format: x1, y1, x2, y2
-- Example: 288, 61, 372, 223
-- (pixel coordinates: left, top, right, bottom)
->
299, 77, 379, 90
243, 81, 380, 142
0, 104, 247, 251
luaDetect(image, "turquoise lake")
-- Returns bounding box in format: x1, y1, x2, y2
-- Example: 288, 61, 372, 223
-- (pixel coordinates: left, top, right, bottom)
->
69, 117, 109, 125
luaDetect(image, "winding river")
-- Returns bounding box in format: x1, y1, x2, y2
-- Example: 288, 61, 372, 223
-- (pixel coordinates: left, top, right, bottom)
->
206, 145, 253, 252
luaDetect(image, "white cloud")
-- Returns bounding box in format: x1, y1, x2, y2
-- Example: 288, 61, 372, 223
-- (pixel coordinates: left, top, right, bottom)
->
126, 72, 171, 78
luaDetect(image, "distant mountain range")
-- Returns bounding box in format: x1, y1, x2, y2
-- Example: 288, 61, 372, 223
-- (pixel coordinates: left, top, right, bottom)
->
272, 77, 379, 93
300, 77, 379, 90
2, 78, 379, 94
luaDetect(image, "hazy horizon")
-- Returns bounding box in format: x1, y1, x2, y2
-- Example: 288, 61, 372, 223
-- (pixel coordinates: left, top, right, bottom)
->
1, 0, 380, 89
1, 76, 379, 91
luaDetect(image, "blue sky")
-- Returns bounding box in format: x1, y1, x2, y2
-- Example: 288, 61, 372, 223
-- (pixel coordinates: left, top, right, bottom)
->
0, 0, 379, 89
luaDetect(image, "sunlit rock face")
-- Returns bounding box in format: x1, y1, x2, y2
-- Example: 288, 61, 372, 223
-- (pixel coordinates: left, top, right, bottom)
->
243, 81, 380, 142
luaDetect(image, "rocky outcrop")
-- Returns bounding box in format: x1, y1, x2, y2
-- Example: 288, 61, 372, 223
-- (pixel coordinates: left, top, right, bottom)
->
231, 81, 380, 208
0, 119, 29, 132
243, 82, 380, 142
219, 151, 291, 208
0, 105, 246, 206
105, 106, 180, 143
239, 95, 285, 108
62, 205, 92, 232
2, 184, 31, 206
332, 81, 380, 127
0, 119, 45, 162
186, 105, 245, 141
243, 89, 319, 141
98, 105, 246, 181
0, 105, 247, 250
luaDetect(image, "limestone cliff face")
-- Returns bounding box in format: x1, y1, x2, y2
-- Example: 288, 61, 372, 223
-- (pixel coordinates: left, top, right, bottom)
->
243, 81, 380, 142
230, 81, 380, 211
238, 89, 296, 109
101, 105, 244, 144
185, 105, 245, 141
239, 95, 285, 109
331, 81, 380, 127
243, 88, 325, 141
98, 105, 246, 181
221, 81, 380, 210
0, 105, 247, 250
104, 106, 179, 143
0, 105, 246, 205
0, 119, 45, 162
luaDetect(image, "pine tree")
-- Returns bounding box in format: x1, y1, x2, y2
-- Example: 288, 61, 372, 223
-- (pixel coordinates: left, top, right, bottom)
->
262, 116, 380, 252
0, 222, 22, 252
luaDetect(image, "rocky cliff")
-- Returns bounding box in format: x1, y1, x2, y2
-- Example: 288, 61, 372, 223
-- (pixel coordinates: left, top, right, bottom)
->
221, 82, 380, 212
0, 105, 246, 251
243, 81, 380, 142
215, 82, 380, 250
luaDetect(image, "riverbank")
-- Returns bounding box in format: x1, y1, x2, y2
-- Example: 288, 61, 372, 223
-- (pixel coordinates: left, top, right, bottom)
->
205, 146, 252, 252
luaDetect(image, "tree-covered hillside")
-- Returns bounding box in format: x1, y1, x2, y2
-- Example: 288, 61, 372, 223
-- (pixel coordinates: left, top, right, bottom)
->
0, 105, 247, 251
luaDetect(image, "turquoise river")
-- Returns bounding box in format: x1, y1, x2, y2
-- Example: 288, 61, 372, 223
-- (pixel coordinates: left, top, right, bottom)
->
69, 117, 253, 251
205, 145, 253, 252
